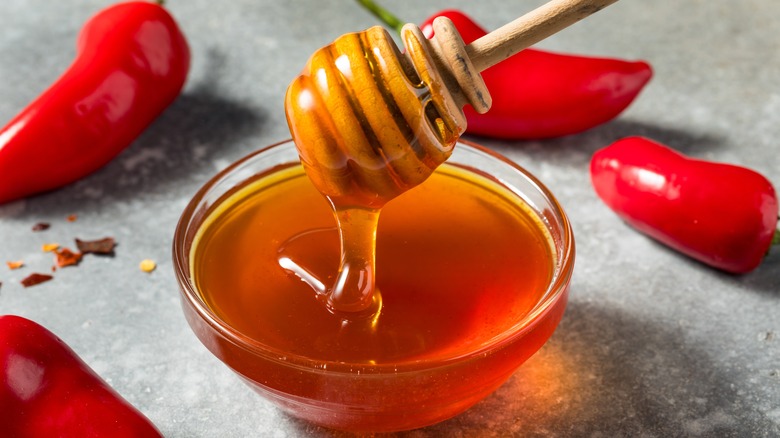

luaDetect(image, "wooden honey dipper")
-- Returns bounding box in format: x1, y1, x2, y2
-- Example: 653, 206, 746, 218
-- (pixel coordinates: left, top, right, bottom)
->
282, 0, 618, 314
285, 0, 618, 208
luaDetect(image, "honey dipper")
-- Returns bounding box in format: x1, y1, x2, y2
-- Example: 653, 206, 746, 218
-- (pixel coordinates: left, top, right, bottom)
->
286, 0, 619, 208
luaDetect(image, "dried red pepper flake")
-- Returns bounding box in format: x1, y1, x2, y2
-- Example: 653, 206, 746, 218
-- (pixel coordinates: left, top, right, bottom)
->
6, 261, 24, 270
21, 273, 54, 287
55, 248, 83, 268
75, 237, 116, 256
42, 243, 60, 252
66, 214, 78, 222
32, 222, 51, 232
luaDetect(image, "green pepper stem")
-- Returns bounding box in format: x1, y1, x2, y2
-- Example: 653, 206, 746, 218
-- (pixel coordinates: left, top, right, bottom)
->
354, 0, 406, 35
773, 219, 780, 246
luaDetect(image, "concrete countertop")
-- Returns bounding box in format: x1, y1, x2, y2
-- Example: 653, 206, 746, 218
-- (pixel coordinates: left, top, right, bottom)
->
1, 0, 778, 436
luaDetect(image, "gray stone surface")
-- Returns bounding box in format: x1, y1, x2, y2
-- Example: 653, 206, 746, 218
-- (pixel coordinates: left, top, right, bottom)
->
1, 0, 778, 436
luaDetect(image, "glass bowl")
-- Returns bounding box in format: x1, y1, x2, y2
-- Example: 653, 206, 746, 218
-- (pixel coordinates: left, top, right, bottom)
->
173, 139, 574, 432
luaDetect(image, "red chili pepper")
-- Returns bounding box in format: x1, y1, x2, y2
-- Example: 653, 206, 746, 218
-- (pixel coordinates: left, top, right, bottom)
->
0, 1, 190, 204
420, 10, 653, 139
590, 136, 779, 274
0, 314, 162, 437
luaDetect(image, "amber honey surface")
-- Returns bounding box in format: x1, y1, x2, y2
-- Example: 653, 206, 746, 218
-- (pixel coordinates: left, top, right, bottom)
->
191, 163, 554, 364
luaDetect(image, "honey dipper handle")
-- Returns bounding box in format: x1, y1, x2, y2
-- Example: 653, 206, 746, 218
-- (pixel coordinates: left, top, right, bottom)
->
423, 0, 619, 114
466, 0, 619, 72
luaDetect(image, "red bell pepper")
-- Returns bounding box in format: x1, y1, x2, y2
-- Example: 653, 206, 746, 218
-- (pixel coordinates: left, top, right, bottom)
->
0, 1, 190, 204
590, 136, 779, 273
420, 10, 653, 139
0, 314, 162, 437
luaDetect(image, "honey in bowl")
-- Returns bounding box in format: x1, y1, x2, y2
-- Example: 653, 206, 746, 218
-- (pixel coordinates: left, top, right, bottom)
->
174, 140, 574, 432
194, 157, 552, 363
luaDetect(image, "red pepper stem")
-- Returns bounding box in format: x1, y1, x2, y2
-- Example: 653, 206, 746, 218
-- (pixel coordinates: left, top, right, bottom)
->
354, 0, 405, 35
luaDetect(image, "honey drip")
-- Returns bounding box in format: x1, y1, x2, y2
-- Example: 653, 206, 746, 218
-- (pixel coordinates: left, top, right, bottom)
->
278, 207, 383, 318
328, 206, 382, 313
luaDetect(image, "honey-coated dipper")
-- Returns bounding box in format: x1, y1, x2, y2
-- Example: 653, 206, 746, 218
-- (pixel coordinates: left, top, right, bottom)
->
286, 0, 619, 208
